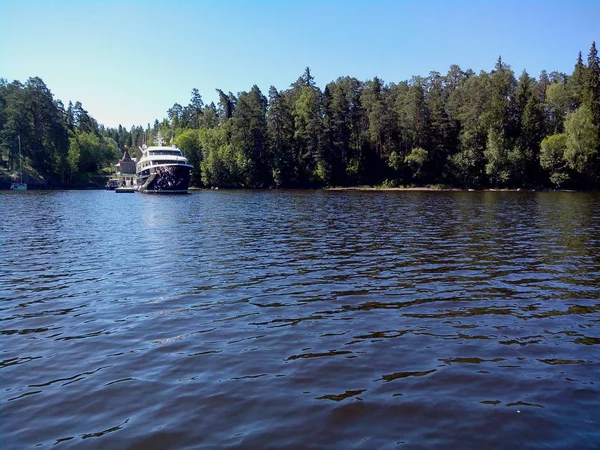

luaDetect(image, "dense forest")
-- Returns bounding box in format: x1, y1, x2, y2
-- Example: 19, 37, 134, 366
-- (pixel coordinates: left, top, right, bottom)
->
1, 42, 599, 189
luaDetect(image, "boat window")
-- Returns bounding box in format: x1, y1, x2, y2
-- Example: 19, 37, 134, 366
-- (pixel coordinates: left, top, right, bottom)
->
152, 160, 181, 165
149, 150, 182, 156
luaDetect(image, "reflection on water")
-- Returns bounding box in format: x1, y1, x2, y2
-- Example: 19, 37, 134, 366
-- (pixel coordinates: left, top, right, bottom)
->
1, 190, 599, 449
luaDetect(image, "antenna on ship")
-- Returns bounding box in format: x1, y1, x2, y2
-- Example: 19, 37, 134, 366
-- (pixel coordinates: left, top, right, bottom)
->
140, 131, 147, 152
154, 131, 165, 146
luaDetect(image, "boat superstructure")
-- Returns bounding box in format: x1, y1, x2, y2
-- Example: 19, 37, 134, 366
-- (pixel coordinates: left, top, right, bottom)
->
135, 133, 192, 194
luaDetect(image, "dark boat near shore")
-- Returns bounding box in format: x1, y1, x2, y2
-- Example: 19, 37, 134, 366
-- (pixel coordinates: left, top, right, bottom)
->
105, 178, 120, 190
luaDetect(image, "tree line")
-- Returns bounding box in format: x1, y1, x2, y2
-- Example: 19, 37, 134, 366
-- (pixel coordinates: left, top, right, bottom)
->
1, 42, 599, 189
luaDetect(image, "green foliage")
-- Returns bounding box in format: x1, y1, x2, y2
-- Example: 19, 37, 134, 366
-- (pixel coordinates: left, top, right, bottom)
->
175, 129, 202, 186
231, 85, 269, 187
450, 145, 485, 187
446, 73, 491, 186
381, 178, 400, 188
539, 133, 569, 187
387, 151, 404, 172
484, 128, 510, 186
564, 105, 599, 176
292, 86, 323, 186
515, 92, 545, 185
568, 52, 586, 110
188, 88, 204, 129
404, 147, 428, 180
268, 86, 295, 187
67, 136, 80, 181
199, 123, 242, 187
3, 43, 600, 190
584, 42, 600, 140
167, 103, 183, 130
322, 77, 366, 185
545, 82, 571, 133
68, 131, 108, 173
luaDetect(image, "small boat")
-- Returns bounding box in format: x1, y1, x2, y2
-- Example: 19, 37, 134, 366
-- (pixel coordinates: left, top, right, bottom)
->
105, 178, 120, 190
135, 132, 192, 194
115, 187, 135, 193
10, 135, 27, 191
10, 182, 27, 191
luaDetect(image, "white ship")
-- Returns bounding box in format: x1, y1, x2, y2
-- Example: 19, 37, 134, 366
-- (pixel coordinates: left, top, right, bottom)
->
136, 133, 192, 194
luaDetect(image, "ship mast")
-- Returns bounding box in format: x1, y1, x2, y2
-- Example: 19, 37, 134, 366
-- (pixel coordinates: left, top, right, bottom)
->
154, 131, 165, 146
18, 135, 22, 184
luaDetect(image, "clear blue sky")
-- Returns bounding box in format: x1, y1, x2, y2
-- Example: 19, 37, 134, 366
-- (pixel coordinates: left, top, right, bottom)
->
1, 0, 598, 129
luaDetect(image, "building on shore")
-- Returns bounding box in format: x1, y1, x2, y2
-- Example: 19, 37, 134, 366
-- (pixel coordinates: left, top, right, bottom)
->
115, 149, 136, 186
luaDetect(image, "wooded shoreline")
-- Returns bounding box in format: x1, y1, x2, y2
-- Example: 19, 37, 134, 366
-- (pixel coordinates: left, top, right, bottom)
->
2, 42, 599, 191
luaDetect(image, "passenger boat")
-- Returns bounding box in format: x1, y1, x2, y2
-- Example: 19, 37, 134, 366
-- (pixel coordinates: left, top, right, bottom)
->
135, 133, 192, 194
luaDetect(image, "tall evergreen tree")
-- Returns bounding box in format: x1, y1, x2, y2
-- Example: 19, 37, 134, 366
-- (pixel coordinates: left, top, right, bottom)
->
188, 88, 204, 129
568, 51, 586, 110
484, 57, 517, 186
267, 86, 295, 187
292, 67, 316, 89
446, 73, 491, 186
509, 71, 544, 185
425, 71, 455, 182
167, 103, 183, 130
201, 103, 219, 129
23, 77, 69, 172
72, 101, 97, 134
535, 70, 551, 103
216, 89, 236, 121
231, 85, 269, 187
584, 42, 600, 138
292, 85, 323, 186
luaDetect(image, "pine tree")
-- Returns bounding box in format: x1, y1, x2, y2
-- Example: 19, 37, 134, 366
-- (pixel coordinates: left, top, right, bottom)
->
216, 89, 236, 121
167, 103, 183, 130
231, 85, 269, 187
188, 88, 204, 129
568, 51, 586, 110
293, 87, 322, 186
268, 86, 295, 187
584, 42, 600, 129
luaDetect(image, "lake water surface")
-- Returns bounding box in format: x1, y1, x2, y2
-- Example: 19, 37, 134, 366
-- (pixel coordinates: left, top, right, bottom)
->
1, 190, 599, 449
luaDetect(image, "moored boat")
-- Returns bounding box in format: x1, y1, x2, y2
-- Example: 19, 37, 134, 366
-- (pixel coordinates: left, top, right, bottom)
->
105, 178, 120, 190
135, 133, 192, 194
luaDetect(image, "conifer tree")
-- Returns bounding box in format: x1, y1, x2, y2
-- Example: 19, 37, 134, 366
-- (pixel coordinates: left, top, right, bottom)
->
568, 51, 586, 110
584, 42, 600, 131
268, 86, 295, 186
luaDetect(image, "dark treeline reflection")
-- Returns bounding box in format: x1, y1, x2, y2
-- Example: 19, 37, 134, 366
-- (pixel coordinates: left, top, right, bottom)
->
1, 42, 599, 189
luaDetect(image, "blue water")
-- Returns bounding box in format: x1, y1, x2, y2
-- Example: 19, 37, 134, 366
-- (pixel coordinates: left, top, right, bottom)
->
1, 190, 599, 449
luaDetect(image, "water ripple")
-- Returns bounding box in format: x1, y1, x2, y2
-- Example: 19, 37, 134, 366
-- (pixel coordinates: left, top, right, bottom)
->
1, 190, 599, 448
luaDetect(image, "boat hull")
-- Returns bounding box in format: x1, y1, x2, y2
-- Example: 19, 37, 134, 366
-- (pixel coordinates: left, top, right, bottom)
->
10, 183, 27, 191
137, 165, 190, 194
